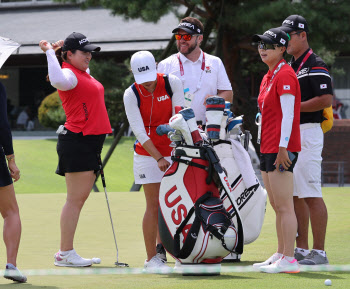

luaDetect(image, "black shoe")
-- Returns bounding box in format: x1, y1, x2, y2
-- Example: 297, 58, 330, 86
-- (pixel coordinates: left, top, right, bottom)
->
156, 244, 167, 263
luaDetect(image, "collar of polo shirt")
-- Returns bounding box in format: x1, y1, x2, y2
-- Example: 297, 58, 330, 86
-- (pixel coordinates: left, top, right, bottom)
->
179, 49, 204, 63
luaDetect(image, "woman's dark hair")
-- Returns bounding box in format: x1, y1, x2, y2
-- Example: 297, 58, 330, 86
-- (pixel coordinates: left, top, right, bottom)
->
46, 47, 76, 82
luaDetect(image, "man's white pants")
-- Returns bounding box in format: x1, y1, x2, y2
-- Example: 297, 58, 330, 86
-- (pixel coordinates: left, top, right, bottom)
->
293, 123, 324, 198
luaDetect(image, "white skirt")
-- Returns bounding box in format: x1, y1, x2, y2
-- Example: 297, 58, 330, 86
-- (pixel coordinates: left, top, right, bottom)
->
133, 152, 172, 185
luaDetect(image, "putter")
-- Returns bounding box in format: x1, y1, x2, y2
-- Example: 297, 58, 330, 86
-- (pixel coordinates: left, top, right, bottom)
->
97, 154, 129, 267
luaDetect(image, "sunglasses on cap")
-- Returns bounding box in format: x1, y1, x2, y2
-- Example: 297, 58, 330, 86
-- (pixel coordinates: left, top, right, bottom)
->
258, 42, 281, 50
174, 34, 199, 41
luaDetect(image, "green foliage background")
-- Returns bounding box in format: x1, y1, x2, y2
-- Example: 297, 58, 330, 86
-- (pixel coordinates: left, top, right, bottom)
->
38, 91, 66, 129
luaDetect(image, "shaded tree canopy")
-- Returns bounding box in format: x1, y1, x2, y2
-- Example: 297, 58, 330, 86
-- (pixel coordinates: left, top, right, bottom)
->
56, 0, 350, 151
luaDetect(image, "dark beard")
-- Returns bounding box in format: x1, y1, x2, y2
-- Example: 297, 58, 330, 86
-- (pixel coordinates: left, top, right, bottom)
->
177, 37, 198, 56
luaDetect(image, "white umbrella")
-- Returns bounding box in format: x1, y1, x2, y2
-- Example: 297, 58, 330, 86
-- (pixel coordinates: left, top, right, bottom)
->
0, 36, 21, 69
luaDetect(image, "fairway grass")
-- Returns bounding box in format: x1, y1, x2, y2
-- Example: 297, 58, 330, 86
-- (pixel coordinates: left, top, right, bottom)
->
0, 188, 349, 288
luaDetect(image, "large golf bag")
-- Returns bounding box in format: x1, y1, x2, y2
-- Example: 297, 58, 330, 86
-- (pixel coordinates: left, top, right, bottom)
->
158, 145, 244, 264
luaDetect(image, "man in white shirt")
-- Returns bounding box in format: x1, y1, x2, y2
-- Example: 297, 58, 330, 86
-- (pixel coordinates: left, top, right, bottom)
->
157, 17, 233, 125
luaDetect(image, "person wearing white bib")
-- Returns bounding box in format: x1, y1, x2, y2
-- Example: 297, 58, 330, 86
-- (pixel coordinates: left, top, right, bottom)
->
157, 16, 233, 126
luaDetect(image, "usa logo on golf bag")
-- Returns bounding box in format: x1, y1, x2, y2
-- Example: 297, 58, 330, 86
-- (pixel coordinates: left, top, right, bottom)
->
158, 145, 244, 264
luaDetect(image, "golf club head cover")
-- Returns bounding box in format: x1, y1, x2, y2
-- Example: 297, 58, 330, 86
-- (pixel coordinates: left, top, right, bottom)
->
175, 106, 185, 114
227, 115, 243, 135
205, 96, 225, 141
224, 101, 234, 119
156, 124, 175, 136
220, 111, 229, 140
178, 108, 203, 145
169, 114, 194, 146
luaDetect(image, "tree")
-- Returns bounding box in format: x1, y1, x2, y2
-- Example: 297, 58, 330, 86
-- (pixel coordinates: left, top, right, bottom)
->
38, 91, 66, 129
89, 58, 133, 132
56, 0, 350, 153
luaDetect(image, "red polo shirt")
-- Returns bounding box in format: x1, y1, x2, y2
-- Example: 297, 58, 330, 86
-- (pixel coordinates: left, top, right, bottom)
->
58, 62, 112, 136
258, 60, 301, 153
134, 73, 173, 156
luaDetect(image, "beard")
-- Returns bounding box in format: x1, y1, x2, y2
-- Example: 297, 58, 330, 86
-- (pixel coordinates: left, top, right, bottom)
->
177, 37, 198, 55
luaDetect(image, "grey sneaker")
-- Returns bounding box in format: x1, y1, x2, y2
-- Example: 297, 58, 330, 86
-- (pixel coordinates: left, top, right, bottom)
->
4, 264, 27, 283
156, 244, 167, 263
294, 248, 308, 261
299, 249, 329, 265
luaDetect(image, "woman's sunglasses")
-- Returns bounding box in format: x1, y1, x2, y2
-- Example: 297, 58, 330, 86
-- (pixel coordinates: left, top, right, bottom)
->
258, 42, 280, 50
174, 34, 199, 41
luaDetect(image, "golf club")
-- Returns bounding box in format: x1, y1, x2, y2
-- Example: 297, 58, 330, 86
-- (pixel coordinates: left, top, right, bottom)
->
97, 154, 129, 267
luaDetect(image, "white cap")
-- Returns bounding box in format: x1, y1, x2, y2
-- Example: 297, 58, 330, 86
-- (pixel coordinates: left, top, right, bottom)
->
130, 51, 157, 84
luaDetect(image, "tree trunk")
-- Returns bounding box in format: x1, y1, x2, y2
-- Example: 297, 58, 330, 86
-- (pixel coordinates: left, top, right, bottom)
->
221, 28, 260, 155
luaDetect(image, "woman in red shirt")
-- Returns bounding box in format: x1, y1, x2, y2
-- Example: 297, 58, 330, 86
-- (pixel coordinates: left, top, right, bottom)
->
124, 51, 184, 270
39, 33, 112, 267
252, 28, 301, 273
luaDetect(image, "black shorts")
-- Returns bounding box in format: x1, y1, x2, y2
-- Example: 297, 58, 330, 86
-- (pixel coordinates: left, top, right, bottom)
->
260, 152, 298, 173
0, 149, 12, 187
56, 129, 106, 176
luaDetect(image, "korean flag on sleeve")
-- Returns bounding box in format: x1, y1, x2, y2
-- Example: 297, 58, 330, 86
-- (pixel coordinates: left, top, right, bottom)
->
276, 70, 299, 97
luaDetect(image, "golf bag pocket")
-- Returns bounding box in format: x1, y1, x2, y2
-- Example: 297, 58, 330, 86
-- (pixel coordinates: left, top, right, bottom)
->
213, 141, 267, 244
159, 146, 240, 264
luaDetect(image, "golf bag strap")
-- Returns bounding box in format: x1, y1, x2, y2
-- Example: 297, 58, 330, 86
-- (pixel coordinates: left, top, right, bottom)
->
212, 139, 231, 146
221, 191, 244, 254
171, 156, 209, 171
131, 83, 141, 108
200, 146, 218, 185
163, 74, 173, 98
203, 146, 245, 254
173, 192, 213, 259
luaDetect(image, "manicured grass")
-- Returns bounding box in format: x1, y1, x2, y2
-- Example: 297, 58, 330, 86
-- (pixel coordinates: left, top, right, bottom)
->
0, 187, 349, 288
12, 136, 137, 194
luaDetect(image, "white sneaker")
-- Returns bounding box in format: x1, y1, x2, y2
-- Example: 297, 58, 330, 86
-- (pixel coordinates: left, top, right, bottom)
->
144, 256, 169, 273
54, 249, 92, 267
253, 253, 282, 268
260, 256, 300, 273
173, 260, 182, 273
4, 264, 27, 283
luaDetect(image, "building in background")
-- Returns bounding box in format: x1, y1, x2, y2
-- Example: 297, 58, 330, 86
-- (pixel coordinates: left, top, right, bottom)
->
0, 0, 179, 129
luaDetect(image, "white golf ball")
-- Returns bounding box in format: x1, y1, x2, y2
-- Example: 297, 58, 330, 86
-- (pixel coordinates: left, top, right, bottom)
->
324, 279, 332, 286
92, 257, 101, 264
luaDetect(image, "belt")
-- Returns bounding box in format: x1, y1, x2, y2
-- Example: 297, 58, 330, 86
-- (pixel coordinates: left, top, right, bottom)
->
300, 123, 320, 131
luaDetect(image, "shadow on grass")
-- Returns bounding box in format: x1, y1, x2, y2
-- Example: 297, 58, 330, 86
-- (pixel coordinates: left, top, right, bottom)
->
291, 271, 348, 280
0, 284, 58, 288
165, 274, 255, 280
163, 260, 257, 280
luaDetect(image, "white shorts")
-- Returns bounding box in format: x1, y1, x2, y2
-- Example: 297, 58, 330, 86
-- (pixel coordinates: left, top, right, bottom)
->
293, 123, 323, 198
133, 153, 172, 185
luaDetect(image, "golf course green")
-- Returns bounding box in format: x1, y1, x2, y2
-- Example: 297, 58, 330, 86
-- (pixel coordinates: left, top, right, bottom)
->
0, 137, 348, 288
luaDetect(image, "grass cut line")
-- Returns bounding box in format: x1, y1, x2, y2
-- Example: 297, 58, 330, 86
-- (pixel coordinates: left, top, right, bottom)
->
1, 264, 350, 277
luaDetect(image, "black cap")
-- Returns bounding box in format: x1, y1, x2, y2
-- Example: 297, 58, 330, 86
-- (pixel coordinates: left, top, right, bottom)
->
252, 28, 289, 47
62, 32, 101, 52
172, 22, 203, 35
279, 15, 309, 33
